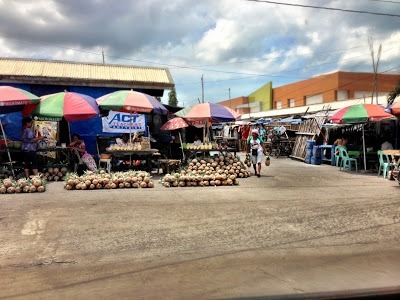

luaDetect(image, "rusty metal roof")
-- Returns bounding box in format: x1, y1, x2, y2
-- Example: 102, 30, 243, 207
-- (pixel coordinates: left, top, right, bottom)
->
0, 57, 174, 89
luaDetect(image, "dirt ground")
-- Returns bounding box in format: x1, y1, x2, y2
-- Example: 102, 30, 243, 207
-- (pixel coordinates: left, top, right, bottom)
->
1, 157, 399, 299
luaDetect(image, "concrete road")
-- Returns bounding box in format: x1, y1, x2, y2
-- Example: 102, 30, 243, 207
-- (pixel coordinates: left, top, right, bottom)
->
0, 158, 399, 299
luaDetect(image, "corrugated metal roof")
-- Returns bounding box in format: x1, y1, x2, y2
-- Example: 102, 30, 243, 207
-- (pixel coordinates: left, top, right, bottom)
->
0, 57, 174, 87
240, 95, 389, 120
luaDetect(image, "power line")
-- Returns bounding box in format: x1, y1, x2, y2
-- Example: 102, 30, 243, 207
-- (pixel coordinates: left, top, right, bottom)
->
246, 0, 400, 17
0, 33, 392, 76
170, 45, 369, 68
366, 0, 400, 4
176, 48, 392, 85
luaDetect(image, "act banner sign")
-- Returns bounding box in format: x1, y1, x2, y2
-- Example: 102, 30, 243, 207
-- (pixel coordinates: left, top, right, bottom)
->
102, 111, 146, 133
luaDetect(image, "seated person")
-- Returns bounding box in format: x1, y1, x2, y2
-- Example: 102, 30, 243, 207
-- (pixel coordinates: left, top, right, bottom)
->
68, 134, 98, 172
193, 135, 202, 146
334, 135, 349, 155
116, 133, 138, 146
334, 135, 349, 147
381, 139, 393, 151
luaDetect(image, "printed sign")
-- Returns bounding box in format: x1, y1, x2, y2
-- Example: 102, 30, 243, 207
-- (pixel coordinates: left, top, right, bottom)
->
34, 120, 58, 159
188, 120, 212, 128
102, 111, 146, 133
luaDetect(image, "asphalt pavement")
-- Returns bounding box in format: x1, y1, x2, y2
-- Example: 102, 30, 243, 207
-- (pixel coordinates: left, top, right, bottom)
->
0, 157, 399, 299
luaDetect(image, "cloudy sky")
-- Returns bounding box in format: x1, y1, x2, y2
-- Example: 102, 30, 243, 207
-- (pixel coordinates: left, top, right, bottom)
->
0, 0, 399, 106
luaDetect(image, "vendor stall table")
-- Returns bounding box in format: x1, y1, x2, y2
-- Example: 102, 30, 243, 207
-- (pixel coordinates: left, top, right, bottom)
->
182, 147, 237, 161
0, 147, 71, 168
106, 149, 159, 173
382, 149, 400, 157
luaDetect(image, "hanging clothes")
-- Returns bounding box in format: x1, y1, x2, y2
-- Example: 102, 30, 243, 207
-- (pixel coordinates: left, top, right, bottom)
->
223, 124, 230, 137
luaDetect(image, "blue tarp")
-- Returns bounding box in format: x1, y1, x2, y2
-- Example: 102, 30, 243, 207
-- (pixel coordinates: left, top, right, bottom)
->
279, 118, 302, 124
2, 112, 23, 141
2, 113, 133, 155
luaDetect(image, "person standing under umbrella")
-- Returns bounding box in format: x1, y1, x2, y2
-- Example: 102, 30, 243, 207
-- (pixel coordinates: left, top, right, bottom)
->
247, 129, 267, 177
21, 117, 46, 178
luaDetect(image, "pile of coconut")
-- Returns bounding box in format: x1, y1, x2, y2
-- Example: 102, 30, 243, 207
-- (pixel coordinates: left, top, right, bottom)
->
42, 166, 69, 181
160, 153, 251, 187
0, 176, 46, 194
64, 170, 155, 190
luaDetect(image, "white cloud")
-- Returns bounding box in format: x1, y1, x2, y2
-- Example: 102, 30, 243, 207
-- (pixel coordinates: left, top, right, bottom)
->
0, 0, 398, 106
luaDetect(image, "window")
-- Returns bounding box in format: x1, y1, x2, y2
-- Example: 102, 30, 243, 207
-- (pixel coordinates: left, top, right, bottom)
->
289, 99, 295, 107
276, 100, 282, 109
337, 90, 348, 101
305, 94, 323, 105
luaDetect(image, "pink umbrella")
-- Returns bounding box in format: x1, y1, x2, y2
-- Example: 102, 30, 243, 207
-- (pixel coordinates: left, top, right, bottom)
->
0, 86, 41, 177
0, 86, 40, 113
160, 117, 189, 159
160, 117, 189, 131
177, 103, 240, 122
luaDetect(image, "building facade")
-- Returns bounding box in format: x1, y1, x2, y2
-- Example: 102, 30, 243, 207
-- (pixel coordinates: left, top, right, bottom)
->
0, 57, 174, 154
273, 71, 400, 110
217, 96, 249, 114
217, 81, 273, 114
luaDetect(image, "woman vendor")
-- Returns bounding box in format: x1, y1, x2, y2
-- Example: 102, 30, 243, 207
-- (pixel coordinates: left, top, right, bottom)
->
68, 134, 98, 172
21, 117, 46, 178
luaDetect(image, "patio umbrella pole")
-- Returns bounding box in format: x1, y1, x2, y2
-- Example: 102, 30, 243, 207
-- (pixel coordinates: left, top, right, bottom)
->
129, 111, 132, 168
68, 122, 71, 143
0, 119, 15, 178
179, 132, 185, 160
362, 124, 367, 171
129, 111, 132, 143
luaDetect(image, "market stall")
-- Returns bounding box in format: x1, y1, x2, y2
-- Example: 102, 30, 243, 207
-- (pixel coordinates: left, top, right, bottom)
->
330, 104, 395, 171
96, 90, 167, 171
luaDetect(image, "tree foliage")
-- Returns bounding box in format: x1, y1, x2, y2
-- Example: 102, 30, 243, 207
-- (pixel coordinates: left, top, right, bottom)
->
388, 80, 400, 105
168, 87, 178, 107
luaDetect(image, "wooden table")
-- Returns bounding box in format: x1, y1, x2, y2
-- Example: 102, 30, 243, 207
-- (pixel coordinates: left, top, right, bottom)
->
383, 149, 400, 165
1, 147, 71, 165
382, 149, 400, 157
107, 149, 159, 172
182, 147, 237, 161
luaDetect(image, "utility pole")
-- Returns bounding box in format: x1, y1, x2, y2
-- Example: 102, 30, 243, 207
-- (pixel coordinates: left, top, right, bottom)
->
228, 88, 231, 109
201, 74, 204, 103
369, 37, 382, 104
102, 49, 105, 64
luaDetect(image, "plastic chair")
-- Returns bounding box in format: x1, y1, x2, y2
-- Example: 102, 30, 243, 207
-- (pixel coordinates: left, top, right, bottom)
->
71, 149, 85, 173
335, 146, 344, 167
99, 158, 112, 173
377, 150, 391, 178
339, 147, 358, 172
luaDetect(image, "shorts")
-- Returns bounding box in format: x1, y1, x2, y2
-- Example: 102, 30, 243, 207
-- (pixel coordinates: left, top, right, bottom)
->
23, 151, 38, 169
251, 152, 263, 164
